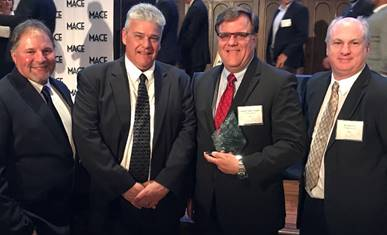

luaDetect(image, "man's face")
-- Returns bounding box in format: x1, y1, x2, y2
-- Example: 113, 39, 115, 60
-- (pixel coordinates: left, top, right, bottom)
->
11, 29, 56, 84
326, 19, 369, 80
217, 15, 256, 73
121, 19, 161, 71
0, 0, 13, 14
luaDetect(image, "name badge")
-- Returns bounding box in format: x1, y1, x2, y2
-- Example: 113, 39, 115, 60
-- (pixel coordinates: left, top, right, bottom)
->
336, 120, 363, 142
237, 105, 263, 126
280, 19, 292, 28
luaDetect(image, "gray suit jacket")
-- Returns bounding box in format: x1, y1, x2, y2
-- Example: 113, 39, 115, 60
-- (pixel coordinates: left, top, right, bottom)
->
367, 5, 387, 76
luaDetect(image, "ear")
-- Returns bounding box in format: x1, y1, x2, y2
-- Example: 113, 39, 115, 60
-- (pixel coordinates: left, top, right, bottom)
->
121, 29, 127, 46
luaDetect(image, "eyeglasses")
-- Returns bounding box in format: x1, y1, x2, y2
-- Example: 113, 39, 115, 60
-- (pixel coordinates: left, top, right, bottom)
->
216, 32, 254, 41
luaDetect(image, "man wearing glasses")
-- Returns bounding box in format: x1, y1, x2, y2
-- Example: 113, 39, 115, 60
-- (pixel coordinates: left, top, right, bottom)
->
193, 6, 306, 235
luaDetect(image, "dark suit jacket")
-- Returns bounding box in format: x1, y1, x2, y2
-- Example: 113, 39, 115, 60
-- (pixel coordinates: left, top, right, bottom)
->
341, 0, 374, 18
299, 66, 387, 235
178, 0, 210, 70
72, 57, 196, 233
193, 57, 306, 234
0, 69, 75, 235
156, 0, 179, 65
266, 1, 309, 69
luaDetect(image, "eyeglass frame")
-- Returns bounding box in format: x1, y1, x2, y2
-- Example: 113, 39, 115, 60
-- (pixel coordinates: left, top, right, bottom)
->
216, 31, 256, 41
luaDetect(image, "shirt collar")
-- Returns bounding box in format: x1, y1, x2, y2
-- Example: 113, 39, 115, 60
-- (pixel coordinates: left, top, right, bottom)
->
124, 55, 155, 82
279, 1, 292, 11
28, 78, 51, 93
331, 66, 364, 96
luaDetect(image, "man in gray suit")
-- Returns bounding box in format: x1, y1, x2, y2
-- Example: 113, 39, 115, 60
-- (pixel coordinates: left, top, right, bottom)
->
73, 3, 195, 235
367, 0, 387, 76
193, 6, 306, 235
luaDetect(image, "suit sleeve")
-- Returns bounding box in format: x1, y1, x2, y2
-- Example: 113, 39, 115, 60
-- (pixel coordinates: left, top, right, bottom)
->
154, 72, 196, 197
381, 20, 387, 76
0, 98, 34, 235
282, 6, 309, 58
243, 74, 307, 184
72, 70, 135, 200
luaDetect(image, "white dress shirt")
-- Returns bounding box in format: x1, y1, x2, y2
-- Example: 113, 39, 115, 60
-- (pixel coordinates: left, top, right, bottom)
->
271, 1, 292, 48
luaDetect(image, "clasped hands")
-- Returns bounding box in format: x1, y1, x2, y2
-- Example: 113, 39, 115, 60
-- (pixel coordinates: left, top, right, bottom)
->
122, 180, 169, 209
204, 151, 239, 175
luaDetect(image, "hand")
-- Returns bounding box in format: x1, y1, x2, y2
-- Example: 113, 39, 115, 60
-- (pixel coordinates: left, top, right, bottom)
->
122, 183, 145, 209
135, 181, 169, 209
32, 230, 38, 235
275, 53, 288, 68
204, 151, 239, 175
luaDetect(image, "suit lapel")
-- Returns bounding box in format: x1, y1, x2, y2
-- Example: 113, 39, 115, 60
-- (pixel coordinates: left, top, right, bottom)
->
109, 58, 130, 128
203, 66, 222, 134
231, 57, 261, 112
326, 67, 370, 149
9, 70, 70, 150
308, 73, 331, 133
153, 62, 169, 147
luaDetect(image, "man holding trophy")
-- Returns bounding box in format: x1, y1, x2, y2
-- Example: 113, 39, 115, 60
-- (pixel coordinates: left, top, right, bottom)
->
193, 6, 306, 235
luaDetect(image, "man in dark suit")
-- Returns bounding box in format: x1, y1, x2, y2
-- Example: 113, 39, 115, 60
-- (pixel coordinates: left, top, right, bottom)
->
0, 20, 75, 235
342, 0, 374, 17
155, 0, 179, 65
299, 17, 387, 235
266, 0, 309, 73
0, 0, 56, 78
73, 3, 195, 235
178, 0, 210, 77
193, 6, 306, 235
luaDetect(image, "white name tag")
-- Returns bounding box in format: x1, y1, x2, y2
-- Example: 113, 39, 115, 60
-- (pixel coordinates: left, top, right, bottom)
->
336, 120, 363, 142
0, 26, 11, 38
238, 105, 263, 126
280, 19, 292, 28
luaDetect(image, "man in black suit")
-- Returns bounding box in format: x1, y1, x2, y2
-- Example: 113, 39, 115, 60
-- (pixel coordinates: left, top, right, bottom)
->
342, 0, 374, 17
193, 6, 306, 235
299, 17, 387, 235
178, 0, 210, 77
73, 3, 195, 235
155, 0, 179, 65
266, 0, 309, 73
0, 0, 56, 78
0, 20, 75, 235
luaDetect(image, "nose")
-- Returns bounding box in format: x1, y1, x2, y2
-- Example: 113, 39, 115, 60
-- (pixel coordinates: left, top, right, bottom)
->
35, 51, 47, 62
340, 43, 351, 55
227, 35, 238, 46
142, 37, 152, 48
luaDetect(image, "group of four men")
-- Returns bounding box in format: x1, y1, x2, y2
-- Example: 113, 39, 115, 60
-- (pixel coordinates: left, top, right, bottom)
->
0, 3, 386, 235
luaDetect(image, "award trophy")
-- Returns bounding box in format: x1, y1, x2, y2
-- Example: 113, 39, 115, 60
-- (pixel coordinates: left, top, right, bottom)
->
211, 112, 247, 154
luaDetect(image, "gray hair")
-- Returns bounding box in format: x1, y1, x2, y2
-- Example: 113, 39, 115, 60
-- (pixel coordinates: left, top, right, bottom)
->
124, 3, 166, 32
215, 6, 259, 34
10, 19, 54, 52
325, 16, 370, 44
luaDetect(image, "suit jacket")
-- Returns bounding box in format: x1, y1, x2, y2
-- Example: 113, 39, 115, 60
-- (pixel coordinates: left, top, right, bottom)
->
299, 66, 387, 235
193, 57, 306, 234
366, 5, 387, 76
178, 0, 210, 70
341, 0, 374, 17
266, 1, 309, 69
156, 0, 179, 65
0, 69, 75, 235
72, 57, 196, 232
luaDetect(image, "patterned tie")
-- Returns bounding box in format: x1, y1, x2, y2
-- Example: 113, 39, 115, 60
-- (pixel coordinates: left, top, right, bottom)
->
41, 85, 69, 141
305, 81, 340, 192
214, 73, 236, 130
129, 74, 151, 183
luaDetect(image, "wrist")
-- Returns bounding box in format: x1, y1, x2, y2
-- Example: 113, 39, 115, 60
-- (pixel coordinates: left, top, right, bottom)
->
235, 155, 248, 179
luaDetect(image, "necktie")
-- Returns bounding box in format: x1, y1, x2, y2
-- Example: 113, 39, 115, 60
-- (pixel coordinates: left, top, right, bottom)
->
129, 74, 151, 183
41, 85, 69, 140
305, 81, 340, 192
214, 73, 236, 130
